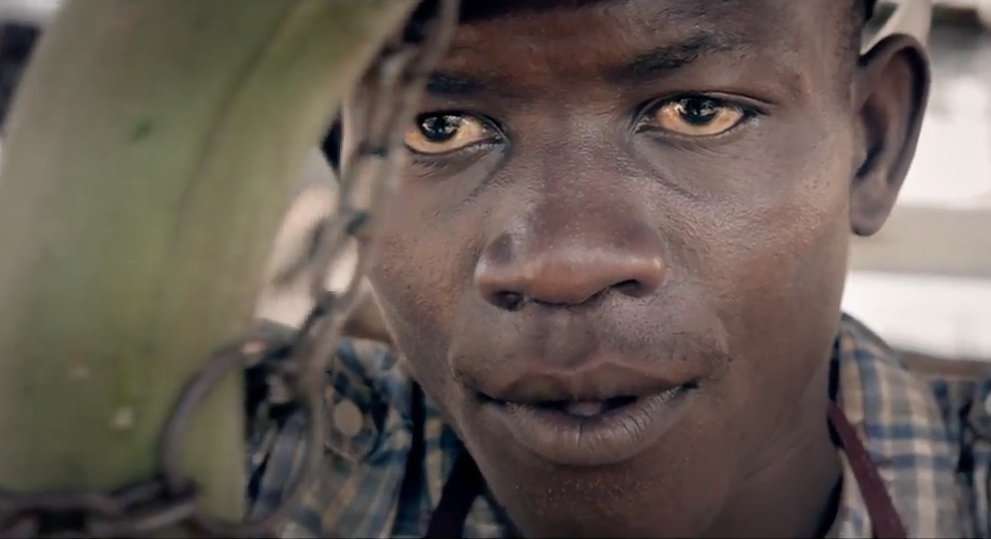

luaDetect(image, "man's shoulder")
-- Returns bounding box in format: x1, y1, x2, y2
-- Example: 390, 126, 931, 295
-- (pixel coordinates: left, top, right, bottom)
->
249, 327, 427, 538
323, 336, 415, 460
839, 313, 991, 385
839, 313, 991, 421
900, 350, 991, 385
255, 320, 413, 421
837, 313, 991, 446
837, 314, 991, 537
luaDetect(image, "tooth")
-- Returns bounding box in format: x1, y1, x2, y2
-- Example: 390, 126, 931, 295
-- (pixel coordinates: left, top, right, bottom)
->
563, 401, 606, 417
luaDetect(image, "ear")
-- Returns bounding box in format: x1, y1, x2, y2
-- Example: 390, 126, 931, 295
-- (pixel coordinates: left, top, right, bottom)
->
849, 34, 930, 237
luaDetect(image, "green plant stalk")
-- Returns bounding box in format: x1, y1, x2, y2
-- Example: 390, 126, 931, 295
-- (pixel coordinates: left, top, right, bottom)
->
0, 0, 414, 520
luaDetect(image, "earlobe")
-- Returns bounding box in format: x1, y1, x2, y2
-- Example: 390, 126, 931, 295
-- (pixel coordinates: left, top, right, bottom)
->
850, 34, 930, 237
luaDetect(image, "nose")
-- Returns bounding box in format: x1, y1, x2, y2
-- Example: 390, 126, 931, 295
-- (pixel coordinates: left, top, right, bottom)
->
474, 224, 667, 310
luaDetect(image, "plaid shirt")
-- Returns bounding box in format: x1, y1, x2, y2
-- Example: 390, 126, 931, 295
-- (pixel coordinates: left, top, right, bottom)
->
248, 314, 991, 538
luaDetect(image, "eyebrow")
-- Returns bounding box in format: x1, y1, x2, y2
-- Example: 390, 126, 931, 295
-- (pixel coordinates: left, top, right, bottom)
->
607, 33, 738, 83
425, 71, 486, 97
422, 33, 741, 99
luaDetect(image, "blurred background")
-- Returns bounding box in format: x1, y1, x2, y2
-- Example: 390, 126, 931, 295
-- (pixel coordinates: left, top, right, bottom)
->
846, 1, 991, 361
1, 0, 990, 361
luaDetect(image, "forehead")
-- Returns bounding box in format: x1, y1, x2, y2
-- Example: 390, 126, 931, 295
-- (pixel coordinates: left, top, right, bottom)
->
432, 0, 846, 98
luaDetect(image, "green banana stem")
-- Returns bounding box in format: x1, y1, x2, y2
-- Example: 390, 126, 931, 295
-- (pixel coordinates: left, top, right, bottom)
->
0, 0, 414, 521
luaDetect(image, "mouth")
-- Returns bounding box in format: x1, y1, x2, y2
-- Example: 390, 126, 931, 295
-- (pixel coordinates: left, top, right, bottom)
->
477, 382, 699, 467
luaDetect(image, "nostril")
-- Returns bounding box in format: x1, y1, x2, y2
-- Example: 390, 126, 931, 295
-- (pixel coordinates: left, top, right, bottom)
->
474, 229, 666, 309
614, 279, 646, 298
495, 291, 525, 311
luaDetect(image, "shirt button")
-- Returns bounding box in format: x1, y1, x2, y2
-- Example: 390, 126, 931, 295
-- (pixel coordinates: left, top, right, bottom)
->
333, 399, 364, 439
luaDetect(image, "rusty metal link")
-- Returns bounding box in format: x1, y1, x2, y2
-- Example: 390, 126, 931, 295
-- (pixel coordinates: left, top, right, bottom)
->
0, 1, 458, 537
0, 476, 198, 538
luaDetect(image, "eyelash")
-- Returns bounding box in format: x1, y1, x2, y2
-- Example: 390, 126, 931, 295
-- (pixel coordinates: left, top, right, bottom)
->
409, 93, 764, 163
406, 114, 506, 160
634, 94, 762, 136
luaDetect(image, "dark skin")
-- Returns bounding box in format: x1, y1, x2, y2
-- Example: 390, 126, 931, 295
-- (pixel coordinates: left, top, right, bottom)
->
341, 0, 929, 536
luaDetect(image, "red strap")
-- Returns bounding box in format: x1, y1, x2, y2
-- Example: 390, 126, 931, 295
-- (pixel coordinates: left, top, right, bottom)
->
827, 401, 907, 539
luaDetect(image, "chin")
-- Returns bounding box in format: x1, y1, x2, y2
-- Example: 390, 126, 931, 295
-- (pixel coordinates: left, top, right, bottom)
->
454, 385, 743, 539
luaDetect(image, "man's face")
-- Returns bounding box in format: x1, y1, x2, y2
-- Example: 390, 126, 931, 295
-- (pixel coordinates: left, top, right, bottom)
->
343, 0, 926, 535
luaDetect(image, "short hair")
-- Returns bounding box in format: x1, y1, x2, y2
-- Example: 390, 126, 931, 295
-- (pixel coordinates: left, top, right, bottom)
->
456, 0, 878, 32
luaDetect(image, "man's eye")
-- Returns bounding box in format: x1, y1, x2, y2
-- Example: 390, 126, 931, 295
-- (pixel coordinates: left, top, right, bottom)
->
648, 96, 747, 137
403, 113, 494, 155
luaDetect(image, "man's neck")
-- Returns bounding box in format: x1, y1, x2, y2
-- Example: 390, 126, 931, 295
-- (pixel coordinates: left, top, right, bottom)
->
703, 361, 842, 538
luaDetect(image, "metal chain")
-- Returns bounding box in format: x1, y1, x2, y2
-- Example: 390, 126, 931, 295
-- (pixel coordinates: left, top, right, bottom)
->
0, 1, 458, 537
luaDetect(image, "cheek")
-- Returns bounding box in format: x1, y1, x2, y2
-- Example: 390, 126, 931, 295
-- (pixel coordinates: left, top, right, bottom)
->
727, 195, 849, 371
645, 119, 852, 419
365, 179, 483, 393
678, 119, 852, 340
699, 152, 852, 430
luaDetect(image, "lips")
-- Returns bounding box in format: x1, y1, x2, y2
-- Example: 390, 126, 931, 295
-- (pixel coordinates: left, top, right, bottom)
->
473, 363, 700, 466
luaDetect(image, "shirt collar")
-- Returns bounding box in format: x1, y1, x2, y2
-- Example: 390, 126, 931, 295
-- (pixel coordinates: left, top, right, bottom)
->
827, 314, 962, 538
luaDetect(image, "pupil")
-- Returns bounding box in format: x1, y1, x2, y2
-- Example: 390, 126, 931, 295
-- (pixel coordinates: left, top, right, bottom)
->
420, 115, 462, 142
679, 98, 718, 126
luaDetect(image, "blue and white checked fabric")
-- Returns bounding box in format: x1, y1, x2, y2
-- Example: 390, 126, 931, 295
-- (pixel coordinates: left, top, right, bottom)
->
248, 314, 991, 538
